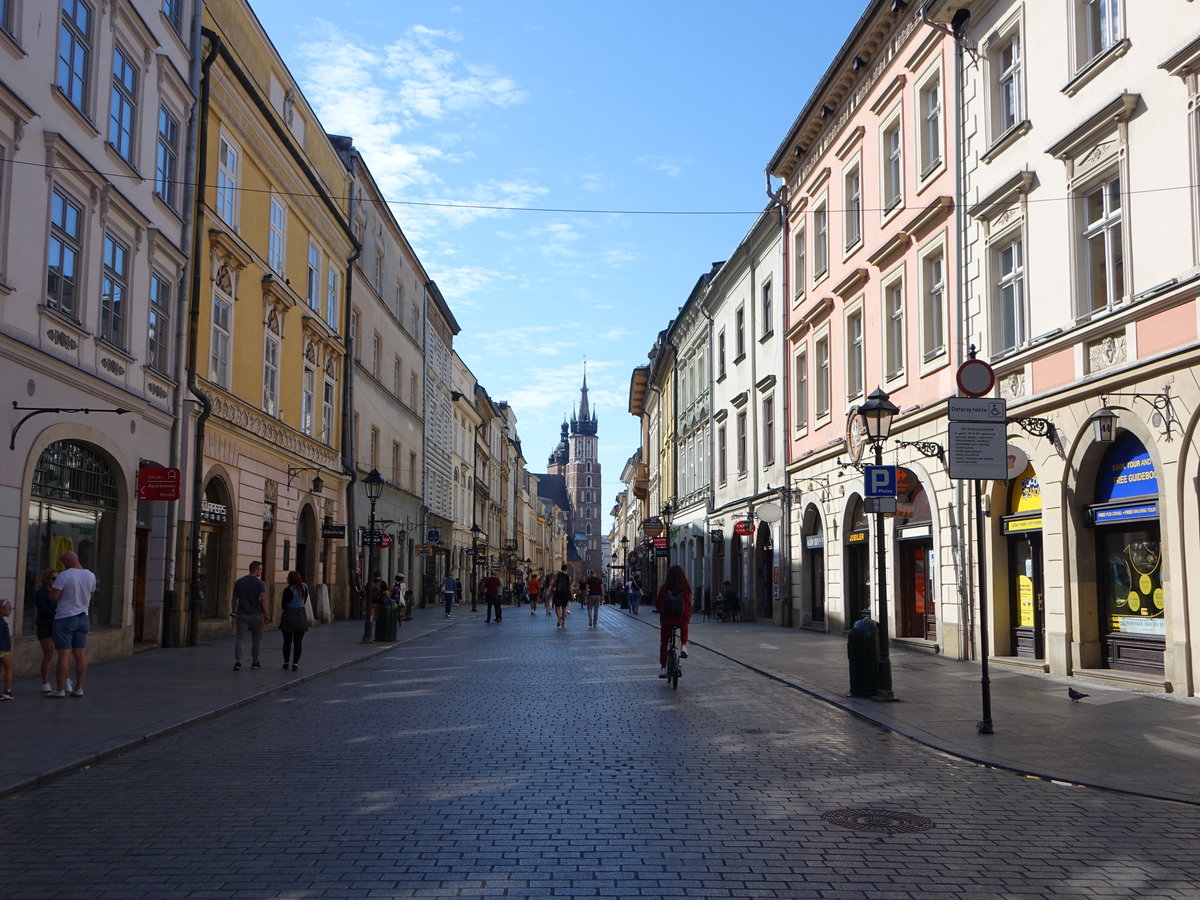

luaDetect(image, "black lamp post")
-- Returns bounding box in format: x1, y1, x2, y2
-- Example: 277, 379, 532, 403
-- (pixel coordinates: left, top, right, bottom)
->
859, 387, 900, 701
620, 536, 629, 582
362, 468, 385, 643
660, 501, 675, 568
470, 523, 484, 610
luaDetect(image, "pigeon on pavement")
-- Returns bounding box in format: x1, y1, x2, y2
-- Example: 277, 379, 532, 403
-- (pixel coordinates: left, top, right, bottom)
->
1068, 687, 1089, 702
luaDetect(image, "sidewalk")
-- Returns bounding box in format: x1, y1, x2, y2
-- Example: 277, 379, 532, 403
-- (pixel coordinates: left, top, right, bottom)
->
0, 609, 454, 799
2, 604, 1197, 807
663, 612, 1200, 807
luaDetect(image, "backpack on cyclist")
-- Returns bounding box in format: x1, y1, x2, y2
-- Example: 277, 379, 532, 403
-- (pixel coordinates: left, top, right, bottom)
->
661, 589, 685, 617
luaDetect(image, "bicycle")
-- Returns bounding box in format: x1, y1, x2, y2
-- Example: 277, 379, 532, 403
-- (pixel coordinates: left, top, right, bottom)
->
664, 623, 683, 689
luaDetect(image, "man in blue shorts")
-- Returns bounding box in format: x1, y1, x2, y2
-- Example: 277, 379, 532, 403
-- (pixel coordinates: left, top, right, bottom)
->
47, 551, 96, 698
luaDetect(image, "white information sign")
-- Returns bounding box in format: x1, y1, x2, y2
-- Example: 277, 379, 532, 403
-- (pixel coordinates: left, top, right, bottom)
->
948, 421, 1009, 480
947, 397, 1007, 422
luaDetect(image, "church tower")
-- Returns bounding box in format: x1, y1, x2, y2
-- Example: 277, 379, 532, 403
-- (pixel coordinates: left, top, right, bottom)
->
564, 372, 600, 576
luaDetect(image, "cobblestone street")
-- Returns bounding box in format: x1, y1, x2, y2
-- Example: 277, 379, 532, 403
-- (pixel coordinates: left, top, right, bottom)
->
3, 608, 1199, 899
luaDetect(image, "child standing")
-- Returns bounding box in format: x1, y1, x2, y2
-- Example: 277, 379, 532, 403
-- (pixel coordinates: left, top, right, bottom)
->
0, 598, 13, 700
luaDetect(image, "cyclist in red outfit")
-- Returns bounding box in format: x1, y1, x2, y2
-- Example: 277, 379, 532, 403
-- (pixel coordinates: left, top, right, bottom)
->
654, 564, 692, 677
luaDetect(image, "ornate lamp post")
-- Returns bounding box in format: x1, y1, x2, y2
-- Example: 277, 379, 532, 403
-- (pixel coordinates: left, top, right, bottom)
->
659, 501, 675, 567
362, 468, 386, 642
470, 522, 484, 610
859, 388, 900, 701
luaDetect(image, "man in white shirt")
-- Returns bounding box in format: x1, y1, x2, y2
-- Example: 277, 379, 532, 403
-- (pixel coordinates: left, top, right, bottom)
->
47, 551, 96, 698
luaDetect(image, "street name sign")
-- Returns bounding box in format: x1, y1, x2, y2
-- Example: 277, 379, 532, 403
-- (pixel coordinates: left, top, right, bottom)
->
321, 523, 346, 539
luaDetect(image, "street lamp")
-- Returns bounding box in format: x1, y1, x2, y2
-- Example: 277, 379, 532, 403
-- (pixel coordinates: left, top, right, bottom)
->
858, 388, 899, 701
660, 501, 675, 567
362, 468, 385, 643
470, 522, 484, 610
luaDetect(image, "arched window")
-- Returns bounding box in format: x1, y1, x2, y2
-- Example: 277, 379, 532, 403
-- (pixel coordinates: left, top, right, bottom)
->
586, 476, 592, 488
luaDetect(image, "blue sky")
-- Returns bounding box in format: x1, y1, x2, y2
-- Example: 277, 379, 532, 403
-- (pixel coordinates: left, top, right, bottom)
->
248, 0, 867, 523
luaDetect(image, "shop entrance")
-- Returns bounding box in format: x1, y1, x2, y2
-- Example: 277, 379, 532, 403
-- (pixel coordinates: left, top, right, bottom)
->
898, 539, 935, 640
843, 498, 870, 628
803, 507, 825, 626
1089, 433, 1164, 675
1008, 532, 1044, 658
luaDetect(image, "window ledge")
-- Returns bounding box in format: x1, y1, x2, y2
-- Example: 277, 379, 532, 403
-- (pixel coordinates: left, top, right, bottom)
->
0, 26, 25, 60
759, 329, 775, 344
1063, 38, 1131, 97
981, 120, 1032, 164
732, 353, 747, 365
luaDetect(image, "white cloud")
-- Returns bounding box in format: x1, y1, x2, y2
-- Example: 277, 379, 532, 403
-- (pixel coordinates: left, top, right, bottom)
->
637, 155, 684, 178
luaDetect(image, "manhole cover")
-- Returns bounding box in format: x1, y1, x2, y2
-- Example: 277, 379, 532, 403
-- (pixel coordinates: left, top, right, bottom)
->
821, 809, 934, 834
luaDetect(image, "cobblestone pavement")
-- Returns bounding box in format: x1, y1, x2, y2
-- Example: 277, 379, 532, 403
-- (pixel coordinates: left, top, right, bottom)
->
3, 608, 1199, 899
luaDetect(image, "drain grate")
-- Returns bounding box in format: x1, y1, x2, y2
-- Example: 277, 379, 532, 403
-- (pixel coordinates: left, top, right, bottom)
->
821, 808, 934, 834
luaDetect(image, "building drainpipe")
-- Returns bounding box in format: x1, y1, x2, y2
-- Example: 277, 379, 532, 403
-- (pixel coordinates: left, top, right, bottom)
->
183, 33, 221, 647
341, 151, 362, 620
161, 1, 206, 648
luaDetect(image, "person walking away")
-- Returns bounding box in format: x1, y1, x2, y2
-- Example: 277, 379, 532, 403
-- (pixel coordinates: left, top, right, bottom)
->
584, 569, 604, 627
279, 571, 309, 671
481, 571, 502, 623
527, 574, 541, 615
627, 575, 643, 615
392, 573, 408, 623
0, 598, 13, 700
34, 568, 57, 693
442, 574, 457, 617
231, 560, 269, 672
47, 551, 96, 696
551, 565, 573, 628
654, 564, 693, 678
365, 570, 388, 627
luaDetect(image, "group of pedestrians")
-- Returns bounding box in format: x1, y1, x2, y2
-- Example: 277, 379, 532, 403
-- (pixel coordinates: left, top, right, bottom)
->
230, 560, 311, 672
20, 550, 97, 699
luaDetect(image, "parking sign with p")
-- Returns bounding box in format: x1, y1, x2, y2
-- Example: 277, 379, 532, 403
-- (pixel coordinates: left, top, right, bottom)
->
864, 465, 897, 498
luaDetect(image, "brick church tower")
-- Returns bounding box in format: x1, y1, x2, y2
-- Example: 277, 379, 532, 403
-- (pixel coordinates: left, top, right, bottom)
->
544, 372, 601, 577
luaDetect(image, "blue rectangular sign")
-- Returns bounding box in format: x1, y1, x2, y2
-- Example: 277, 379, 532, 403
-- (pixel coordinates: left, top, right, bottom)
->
864, 465, 897, 498
1092, 502, 1158, 524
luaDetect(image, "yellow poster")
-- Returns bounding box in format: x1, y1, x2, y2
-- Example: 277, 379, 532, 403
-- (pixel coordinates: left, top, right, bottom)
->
1017, 575, 1035, 627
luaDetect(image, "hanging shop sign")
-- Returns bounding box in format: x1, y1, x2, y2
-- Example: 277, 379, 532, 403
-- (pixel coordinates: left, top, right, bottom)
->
415, 544, 433, 557
733, 520, 755, 536
361, 531, 392, 548
200, 501, 227, 524
321, 523, 346, 539
136, 466, 181, 501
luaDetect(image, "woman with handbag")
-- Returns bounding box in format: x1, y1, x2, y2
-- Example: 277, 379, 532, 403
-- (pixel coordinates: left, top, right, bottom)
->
279, 570, 309, 671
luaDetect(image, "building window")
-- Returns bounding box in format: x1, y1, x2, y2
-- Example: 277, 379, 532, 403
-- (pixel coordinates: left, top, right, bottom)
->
393, 357, 402, 396
718, 424, 727, 484
762, 395, 775, 466
263, 333, 279, 416
47, 188, 82, 317
392, 441, 400, 482
885, 278, 904, 379
210, 288, 232, 388
919, 74, 943, 177
1081, 174, 1124, 315
815, 334, 830, 417
882, 120, 902, 212
1082, 0, 1121, 63
155, 107, 180, 208
148, 271, 170, 372
814, 202, 829, 278
108, 46, 137, 162
350, 309, 359, 359
844, 165, 862, 249
736, 411, 748, 475
100, 232, 128, 346
794, 350, 808, 431
409, 451, 418, 492
717, 329, 727, 378
735, 306, 746, 358
761, 281, 773, 337
57, 0, 92, 113
216, 135, 238, 226
996, 237, 1026, 352
793, 227, 806, 300
301, 366, 315, 436
306, 242, 321, 311
410, 371, 418, 409
995, 34, 1023, 135
163, 0, 184, 34
372, 332, 381, 380
326, 266, 339, 328
268, 196, 286, 273
922, 250, 946, 362
323, 377, 335, 445
369, 426, 379, 469
846, 310, 864, 399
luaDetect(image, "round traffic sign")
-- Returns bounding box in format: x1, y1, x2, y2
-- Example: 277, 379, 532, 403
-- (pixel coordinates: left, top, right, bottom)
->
956, 359, 996, 397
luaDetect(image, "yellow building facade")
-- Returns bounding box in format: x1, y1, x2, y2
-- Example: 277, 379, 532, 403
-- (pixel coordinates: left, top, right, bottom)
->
174, 0, 356, 643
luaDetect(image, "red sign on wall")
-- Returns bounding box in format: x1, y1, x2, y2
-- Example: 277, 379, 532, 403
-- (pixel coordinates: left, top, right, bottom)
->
136, 466, 181, 501
733, 520, 755, 536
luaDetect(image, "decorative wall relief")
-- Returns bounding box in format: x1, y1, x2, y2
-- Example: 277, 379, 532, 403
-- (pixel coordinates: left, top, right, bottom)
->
999, 371, 1026, 400
1088, 333, 1126, 372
